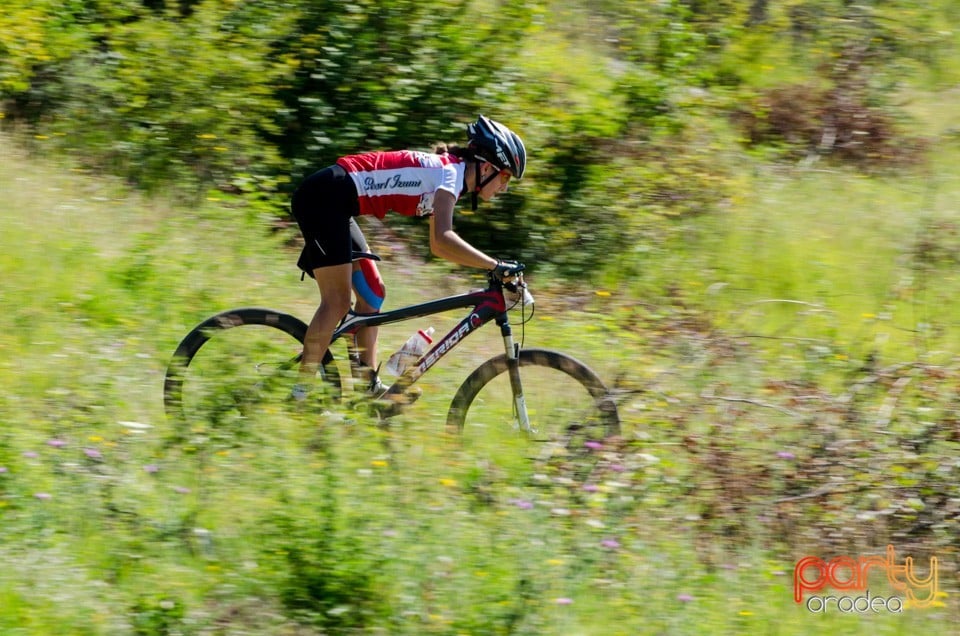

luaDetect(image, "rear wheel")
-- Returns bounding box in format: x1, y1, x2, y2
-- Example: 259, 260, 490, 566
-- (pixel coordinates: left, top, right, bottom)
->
447, 349, 620, 478
163, 308, 342, 444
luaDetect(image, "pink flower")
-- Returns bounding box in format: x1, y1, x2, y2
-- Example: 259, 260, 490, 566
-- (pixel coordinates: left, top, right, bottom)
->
601, 538, 621, 550
83, 448, 102, 459
776, 451, 796, 460
47, 439, 66, 448
677, 593, 694, 603
555, 597, 573, 605
584, 441, 603, 451
34, 493, 52, 500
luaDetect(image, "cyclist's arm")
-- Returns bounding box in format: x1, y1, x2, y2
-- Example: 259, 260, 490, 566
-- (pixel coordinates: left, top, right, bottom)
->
429, 190, 498, 270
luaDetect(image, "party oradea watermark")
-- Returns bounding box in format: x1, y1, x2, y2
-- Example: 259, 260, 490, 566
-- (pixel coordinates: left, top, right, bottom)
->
794, 544, 943, 613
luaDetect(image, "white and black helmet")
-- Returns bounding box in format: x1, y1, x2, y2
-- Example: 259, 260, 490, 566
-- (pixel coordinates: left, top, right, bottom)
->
467, 115, 526, 179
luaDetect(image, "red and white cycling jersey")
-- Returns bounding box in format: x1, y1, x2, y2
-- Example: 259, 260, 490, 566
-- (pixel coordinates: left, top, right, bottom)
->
336, 150, 465, 219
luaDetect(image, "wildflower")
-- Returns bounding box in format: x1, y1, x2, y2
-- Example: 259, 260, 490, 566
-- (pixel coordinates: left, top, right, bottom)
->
510, 498, 534, 510
439, 478, 457, 487
739, 610, 754, 616
776, 451, 796, 460
144, 464, 159, 474
174, 486, 191, 494
83, 448, 102, 459
601, 538, 621, 550
23, 451, 38, 459
47, 439, 66, 448
0, 467, 6, 473
34, 493, 52, 500
584, 441, 603, 451
582, 483, 599, 493
677, 594, 694, 603
555, 597, 573, 605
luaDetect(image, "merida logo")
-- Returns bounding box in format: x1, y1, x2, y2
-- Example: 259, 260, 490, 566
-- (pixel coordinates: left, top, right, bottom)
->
364, 174, 422, 191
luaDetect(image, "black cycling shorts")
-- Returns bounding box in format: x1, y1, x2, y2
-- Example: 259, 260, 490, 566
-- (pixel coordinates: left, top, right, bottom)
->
290, 164, 364, 274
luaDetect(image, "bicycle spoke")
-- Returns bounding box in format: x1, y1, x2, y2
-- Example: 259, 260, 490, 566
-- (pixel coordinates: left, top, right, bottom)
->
177, 326, 303, 432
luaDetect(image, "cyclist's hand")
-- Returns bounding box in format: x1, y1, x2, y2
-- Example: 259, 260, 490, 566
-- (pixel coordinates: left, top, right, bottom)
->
491, 259, 524, 281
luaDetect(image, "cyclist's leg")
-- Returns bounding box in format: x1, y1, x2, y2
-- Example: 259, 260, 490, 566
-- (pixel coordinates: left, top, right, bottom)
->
349, 218, 385, 371
291, 165, 358, 386
304, 263, 352, 379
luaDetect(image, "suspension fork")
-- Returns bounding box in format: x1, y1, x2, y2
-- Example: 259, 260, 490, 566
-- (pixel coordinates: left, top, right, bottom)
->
499, 316, 532, 433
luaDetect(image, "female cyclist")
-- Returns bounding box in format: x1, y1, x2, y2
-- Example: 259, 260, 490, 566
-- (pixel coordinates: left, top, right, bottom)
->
290, 115, 526, 398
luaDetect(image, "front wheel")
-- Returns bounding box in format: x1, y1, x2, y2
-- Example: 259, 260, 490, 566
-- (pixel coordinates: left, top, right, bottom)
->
447, 349, 620, 475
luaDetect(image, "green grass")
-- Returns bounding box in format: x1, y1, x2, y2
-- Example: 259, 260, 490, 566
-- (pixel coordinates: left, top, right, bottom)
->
1, 136, 958, 634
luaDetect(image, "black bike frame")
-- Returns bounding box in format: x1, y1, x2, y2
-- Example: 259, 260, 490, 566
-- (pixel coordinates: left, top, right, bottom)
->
329, 281, 517, 401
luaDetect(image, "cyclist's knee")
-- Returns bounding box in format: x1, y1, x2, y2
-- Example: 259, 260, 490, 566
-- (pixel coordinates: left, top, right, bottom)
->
318, 286, 353, 319
352, 258, 385, 311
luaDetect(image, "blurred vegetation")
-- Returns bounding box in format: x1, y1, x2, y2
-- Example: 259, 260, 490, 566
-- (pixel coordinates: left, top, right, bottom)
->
3, 2, 960, 630
2, 0, 958, 277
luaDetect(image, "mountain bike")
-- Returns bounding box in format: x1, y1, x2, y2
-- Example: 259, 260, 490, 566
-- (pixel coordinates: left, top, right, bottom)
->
163, 257, 620, 460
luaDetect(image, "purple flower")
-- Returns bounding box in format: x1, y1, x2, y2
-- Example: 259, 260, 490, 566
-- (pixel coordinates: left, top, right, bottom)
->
582, 483, 599, 493
23, 451, 38, 459
509, 498, 534, 510
0, 467, 7, 473
174, 486, 191, 494
83, 448, 102, 459
584, 441, 603, 451
601, 538, 621, 550
555, 597, 573, 605
144, 464, 159, 474
47, 439, 66, 448
776, 451, 796, 460
677, 593, 694, 603
34, 493, 52, 500
609, 463, 626, 473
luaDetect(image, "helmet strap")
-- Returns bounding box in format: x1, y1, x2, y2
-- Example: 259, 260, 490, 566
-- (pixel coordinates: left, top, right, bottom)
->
472, 160, 481, 211
472, 160, 500, 211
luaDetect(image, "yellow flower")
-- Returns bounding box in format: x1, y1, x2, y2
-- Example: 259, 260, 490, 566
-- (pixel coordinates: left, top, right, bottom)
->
595, 290, 611, 297
439, 478, 457, 487
371, 460, 388, 468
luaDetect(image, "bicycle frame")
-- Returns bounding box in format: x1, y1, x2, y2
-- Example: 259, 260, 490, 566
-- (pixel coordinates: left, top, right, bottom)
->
329, 276, 532, 427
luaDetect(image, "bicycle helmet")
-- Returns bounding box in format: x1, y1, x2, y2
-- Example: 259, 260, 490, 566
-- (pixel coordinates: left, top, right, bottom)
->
467, 115, 526, 179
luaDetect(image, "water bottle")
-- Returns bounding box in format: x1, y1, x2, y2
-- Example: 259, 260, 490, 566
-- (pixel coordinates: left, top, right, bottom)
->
385, 326, 435, 376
